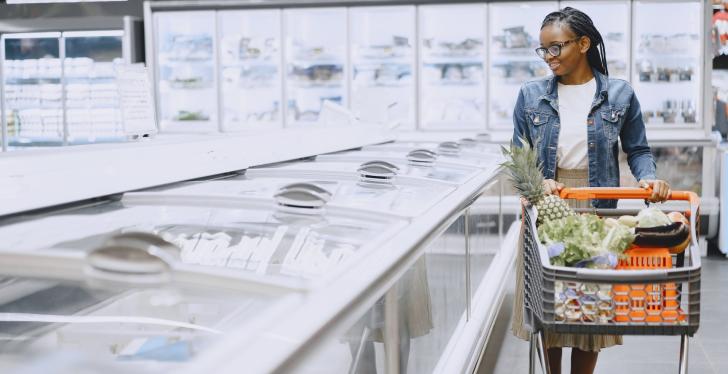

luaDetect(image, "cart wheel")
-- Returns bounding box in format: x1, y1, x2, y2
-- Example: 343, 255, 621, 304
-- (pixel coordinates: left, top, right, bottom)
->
679, 334, 689, 374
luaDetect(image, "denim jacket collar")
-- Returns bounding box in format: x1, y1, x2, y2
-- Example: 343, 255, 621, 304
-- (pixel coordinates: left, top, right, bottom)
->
540, 68, 609, 112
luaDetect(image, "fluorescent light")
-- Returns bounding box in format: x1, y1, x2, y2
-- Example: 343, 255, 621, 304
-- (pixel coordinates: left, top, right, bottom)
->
7, 0, 127, 4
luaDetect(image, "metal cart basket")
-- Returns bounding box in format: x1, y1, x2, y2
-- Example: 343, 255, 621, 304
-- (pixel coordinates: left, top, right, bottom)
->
523, 188, 701, 374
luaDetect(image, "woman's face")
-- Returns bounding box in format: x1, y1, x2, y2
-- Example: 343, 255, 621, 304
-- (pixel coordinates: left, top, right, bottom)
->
538, 23, 590, 77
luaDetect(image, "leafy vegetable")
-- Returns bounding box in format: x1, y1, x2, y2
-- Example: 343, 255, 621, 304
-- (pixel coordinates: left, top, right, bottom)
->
636, 207, 671, 228
538, 214, 635, 267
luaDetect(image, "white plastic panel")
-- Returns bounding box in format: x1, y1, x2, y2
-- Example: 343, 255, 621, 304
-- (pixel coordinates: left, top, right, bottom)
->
349, 6, 416, 129
488, 2, 558, 129
218, 9, 283, 132
632, 0, 701, 127
419, 4, 487, 130
284, 8, 347, 126
154, 11, 218, 132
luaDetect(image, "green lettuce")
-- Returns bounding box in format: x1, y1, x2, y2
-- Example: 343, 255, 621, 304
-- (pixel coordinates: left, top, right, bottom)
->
538, 214, 634, 267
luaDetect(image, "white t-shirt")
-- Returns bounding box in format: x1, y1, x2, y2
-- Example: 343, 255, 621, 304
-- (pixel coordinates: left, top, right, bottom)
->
556, 78, 597, 170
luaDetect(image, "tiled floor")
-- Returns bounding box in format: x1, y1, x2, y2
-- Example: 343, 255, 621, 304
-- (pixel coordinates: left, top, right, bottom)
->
479, 254, 728, 374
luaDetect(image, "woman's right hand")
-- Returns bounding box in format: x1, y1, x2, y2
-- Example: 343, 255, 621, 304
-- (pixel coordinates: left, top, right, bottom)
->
543, 179, 565, 195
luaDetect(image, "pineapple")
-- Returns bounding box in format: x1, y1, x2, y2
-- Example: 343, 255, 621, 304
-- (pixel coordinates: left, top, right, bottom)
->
501, 138, 575, 226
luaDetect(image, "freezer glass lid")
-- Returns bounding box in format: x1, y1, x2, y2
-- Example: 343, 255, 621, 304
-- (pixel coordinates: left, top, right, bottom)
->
322, 146, 500, 168
366, 139, 501, 155
0, 201, 401, 283
255, 158, 480, 185
0, 268, 283, 371
150, 172, 454, 218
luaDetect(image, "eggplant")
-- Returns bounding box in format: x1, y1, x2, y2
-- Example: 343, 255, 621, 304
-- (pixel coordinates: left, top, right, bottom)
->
633, 221, 690, 248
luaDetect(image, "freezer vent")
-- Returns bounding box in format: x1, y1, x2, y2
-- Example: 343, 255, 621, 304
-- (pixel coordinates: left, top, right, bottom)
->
438, 141, 461, 156
275, 183, 332, 214
86, 232, 180, 284
459, 138, 478, 148
407, 149, 437, 166
358, 160, 399, 186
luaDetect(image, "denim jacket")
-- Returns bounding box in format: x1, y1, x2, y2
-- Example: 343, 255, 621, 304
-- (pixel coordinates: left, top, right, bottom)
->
512, 69, 656, 208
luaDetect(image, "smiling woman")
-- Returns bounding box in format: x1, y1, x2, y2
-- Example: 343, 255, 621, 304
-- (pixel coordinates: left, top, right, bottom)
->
509, 6, 673, 374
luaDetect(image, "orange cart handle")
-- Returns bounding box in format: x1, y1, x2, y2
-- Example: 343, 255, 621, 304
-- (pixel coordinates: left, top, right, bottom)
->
559, 187, 700, 206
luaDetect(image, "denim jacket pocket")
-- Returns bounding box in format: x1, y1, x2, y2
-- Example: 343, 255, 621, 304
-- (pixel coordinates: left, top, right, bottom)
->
600, 108, 626, 142
527, 111, 553, 143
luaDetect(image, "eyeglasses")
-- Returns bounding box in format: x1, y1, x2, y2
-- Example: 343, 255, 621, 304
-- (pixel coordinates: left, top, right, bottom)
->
535, 38, 580, 59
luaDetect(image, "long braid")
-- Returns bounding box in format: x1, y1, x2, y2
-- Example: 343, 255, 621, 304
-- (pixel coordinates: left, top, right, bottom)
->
541, 7, 609, 76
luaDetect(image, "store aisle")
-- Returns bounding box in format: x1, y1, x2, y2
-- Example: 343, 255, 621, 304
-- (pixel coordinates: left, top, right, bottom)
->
479, 255, 728, 374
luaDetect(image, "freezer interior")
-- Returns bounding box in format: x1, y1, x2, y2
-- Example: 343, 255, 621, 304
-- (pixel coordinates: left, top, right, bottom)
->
0, 267, 281, 372
0, 198, 405, 283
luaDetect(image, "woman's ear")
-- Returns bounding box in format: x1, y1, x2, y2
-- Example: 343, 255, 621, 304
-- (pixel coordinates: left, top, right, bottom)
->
579, 36, 591, 54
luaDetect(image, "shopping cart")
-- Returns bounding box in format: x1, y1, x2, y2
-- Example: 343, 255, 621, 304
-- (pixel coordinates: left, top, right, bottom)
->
522, 187, 701, 374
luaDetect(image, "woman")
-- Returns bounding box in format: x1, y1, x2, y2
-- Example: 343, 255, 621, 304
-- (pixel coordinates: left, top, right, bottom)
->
510, 8, 671, 374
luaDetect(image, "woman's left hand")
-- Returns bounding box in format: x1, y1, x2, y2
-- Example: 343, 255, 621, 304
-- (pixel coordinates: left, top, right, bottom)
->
638, 179, 671, 203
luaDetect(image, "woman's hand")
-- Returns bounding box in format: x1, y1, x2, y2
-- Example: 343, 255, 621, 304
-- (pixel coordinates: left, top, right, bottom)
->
639, 179, 671, 203
543, 179, 565, 195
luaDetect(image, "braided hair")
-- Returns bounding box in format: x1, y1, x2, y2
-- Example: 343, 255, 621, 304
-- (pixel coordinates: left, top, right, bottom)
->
541, 7, 609, 76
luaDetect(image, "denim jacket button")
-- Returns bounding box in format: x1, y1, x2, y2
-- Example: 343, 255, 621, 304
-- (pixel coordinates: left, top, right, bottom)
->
587, 119, 594, 125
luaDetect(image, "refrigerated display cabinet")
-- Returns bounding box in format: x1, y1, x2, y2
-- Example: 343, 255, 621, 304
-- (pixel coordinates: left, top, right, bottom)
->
560, 0, 631, 81
419, 4, 487, 130
350, 6, 416, 129
1, 17, 144, 151
0, 131, 513, 373
218, 9, 283, 131
0, 242, 301, 373
633, 0, 703, 128
488, 1, 558, 129
284, 8, 348, 125
153, 11, 218, 133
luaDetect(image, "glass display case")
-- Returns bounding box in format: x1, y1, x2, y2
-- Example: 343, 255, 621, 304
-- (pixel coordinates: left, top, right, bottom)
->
0, 248, 296, 373
2, 33, 63, 147
0, 193, 406, 284
560, 0, 631, 81
632, 0, 702, 127
218, 10, 282, 131
618, 144, 704, 194
488, 2, 558, 129
349, 6, 415, 129
64, 31, 125, 143
284, 8, 347, 125
419, 4, 486, 130
154, 11, 218, 132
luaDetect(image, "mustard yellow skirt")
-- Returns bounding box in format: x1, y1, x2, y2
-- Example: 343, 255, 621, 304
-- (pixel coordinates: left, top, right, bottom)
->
510, 168, 623, 352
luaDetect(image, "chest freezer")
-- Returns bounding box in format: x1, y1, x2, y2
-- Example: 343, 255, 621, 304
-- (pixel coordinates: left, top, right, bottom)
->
253, 153, 482, 186
0, 190, 407, 284
139, 161, 454, 219
319, 143, 502, 171
0, 240, 298, 373
364, 139, 502, 157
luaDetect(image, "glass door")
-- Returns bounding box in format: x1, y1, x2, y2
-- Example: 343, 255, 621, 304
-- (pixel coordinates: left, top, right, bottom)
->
154, 11, 218, 133
2, 33, 63, 149
560, 1, 631, 81
419, 4, 486, 130
632, 0, 702, 128
218, 9, 283, 132
349, 6, 415, 129
284, 8, 347, 126
63, 31, 125, 144
488, 2, 558, 129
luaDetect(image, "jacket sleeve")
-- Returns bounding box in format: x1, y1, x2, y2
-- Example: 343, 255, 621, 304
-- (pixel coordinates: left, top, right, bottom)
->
621, 92, 657, 181
512, 87, 530, 147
